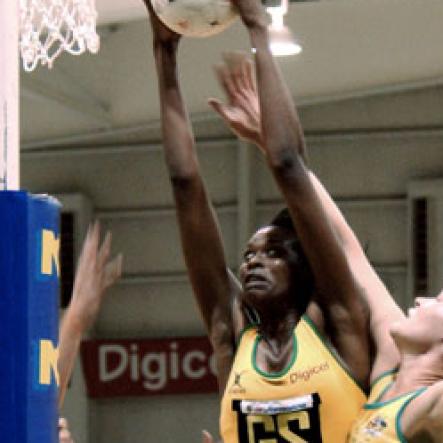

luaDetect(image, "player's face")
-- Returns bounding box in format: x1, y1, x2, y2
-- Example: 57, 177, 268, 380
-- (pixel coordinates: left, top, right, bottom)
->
239, 226, 300, 306
391, 290, 443, 349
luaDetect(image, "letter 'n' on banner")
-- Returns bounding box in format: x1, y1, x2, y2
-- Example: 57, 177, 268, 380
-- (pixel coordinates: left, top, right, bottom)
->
0, 192, 60, 443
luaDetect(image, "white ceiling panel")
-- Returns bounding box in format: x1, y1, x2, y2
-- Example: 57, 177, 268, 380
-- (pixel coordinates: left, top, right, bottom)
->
95, 0, 145, 25
20, 0, 443, 143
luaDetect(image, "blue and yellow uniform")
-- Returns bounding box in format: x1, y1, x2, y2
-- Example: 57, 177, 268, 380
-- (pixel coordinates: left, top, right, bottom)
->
220, 315, 366, 443
348, 371, 427, 443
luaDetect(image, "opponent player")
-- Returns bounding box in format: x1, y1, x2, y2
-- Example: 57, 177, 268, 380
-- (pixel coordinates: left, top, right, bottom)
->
57, 223, 122, 443
58, 222, 122, 406
143, 0, 404, 441
347, 292, 443, 442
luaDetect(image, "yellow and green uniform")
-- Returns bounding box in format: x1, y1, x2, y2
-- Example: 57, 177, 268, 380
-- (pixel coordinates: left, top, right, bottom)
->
220, 315, 366, 443
348, 370, 427, 443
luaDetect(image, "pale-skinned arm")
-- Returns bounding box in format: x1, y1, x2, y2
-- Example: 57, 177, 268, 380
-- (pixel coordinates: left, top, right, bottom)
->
58, 222, 122, 408
209, 51, 403, 381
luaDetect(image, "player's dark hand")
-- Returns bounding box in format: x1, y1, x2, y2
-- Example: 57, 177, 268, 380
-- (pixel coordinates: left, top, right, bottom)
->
143, 0, 181, 47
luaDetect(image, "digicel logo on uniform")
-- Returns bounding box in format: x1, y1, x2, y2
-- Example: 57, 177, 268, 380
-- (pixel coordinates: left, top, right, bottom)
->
81, 337, 219, 397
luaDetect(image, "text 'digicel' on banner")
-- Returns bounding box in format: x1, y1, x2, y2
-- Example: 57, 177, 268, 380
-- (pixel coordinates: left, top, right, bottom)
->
81, 337, 218, 397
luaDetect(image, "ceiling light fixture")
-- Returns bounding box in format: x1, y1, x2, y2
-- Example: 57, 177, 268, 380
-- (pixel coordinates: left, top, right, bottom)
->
266, 0, 302, 57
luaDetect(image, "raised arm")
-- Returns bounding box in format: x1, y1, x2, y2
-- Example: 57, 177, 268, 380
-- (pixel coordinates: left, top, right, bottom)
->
143, 2, 241, 390
307, 174, 404, 379
209, 53, 404, 381
215, 1, 375, 385
58, 223, 122, 408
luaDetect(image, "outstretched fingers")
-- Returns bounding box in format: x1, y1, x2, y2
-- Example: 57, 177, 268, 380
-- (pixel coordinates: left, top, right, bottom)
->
243, 57, 256, 92
97, 230, 112, 270
76, 222, 98, 276
208, 99, 245, 134
208, 98, 231, 121
87, 220, 100, 262
104, 253, 123, 290
222, 51, 253, 92
214, 63, 238, 104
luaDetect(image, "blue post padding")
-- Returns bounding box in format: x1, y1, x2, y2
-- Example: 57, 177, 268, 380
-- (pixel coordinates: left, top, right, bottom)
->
0, 192, 60, 443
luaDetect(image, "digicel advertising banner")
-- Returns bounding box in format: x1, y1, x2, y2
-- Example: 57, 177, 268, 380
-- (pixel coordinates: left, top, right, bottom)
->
81, 337, 218, 397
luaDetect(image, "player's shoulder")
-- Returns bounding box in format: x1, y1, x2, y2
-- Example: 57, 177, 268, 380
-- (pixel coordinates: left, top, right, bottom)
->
410, 380, 443, 413
427, 381, 443, 425
415, 382, 443, 442
404, 380, 443, 441
304, 301, 326, 332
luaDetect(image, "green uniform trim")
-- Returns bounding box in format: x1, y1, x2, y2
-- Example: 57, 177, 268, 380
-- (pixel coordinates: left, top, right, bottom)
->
373, 380, 394, 403
396, 387, 427, 443
252, 329, 298, 378
302, 314, 366, 393
371, 368, 399, 388
364, 390, 406, 410
364, 387, 427, 411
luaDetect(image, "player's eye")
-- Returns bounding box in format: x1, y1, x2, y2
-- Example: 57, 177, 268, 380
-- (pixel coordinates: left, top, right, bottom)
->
267, 247, 282, 258
243, 250, 255, 262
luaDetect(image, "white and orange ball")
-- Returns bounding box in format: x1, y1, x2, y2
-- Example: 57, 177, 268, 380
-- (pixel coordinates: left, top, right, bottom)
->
152, 0, 237, 37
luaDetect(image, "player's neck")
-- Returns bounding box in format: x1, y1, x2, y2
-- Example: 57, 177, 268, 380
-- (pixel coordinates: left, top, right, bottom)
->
254, 311, 299, 374
384, 351, 443, 400
256, 308, 299, 344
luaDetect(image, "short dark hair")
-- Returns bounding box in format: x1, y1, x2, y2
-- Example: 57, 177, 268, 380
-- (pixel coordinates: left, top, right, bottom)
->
271, 207, 296, 234
269, 208, 315, 313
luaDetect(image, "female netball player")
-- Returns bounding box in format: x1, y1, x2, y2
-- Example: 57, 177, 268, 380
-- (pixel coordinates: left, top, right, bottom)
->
143, 0, 403, 440
347, 292, 443, 442
209, 52, 443, 443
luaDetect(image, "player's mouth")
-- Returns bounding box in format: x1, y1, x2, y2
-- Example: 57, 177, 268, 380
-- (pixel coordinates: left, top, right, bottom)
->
244, 273, 269, 289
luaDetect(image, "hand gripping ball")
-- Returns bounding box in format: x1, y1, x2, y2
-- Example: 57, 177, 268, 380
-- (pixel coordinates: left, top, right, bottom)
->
152, 0, 238, 37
